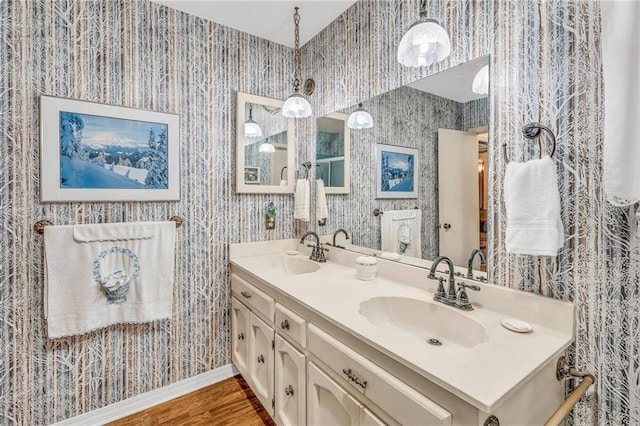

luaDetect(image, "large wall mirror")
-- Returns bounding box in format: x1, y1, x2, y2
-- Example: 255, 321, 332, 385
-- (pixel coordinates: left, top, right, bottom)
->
333, 55, 490, 280
316, 112, 350, 194
236, 92, 295, 194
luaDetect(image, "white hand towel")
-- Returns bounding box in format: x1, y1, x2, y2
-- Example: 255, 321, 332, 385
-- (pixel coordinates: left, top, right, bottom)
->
44, 221, 176, 338
504, 156, 564, 256
602, 0, 640, 206
380, 209, 422, 258
294, 179, 310, 222
316, 179, 329, 222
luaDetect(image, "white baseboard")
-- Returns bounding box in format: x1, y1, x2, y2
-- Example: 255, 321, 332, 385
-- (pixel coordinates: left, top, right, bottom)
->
53, 363, 239, 425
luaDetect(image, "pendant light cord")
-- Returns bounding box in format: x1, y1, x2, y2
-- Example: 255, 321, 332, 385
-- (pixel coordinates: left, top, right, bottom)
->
293, 7, 301, 92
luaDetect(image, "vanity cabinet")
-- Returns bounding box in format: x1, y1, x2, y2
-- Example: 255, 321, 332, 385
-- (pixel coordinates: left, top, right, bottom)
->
248, 311, 275, 416
274, 334, 306, 425
308, 324, 451, 426
307, 361, 362, 425
231, 298, 249, 375
231, 273, 307, 423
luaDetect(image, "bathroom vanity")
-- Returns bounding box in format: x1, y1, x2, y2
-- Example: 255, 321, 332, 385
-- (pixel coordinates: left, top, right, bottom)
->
230, 239, 574, 425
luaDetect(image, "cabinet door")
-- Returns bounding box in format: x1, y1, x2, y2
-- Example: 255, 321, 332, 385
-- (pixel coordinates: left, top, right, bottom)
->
275, 334, 306, 426
308, 362, 360, 426
231, 298, 249, 376
248, 311, 275, 416
361, 407, 387, 426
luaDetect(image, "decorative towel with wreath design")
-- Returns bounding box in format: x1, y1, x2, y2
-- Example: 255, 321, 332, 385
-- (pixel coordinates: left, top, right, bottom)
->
92, 246, 140, 304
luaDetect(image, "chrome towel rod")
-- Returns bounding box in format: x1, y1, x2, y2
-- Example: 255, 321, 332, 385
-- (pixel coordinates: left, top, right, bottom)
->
544, 356, 596, 426
33, 216, 184, 235
373, 207, 419, 217
503, 122, 557, 163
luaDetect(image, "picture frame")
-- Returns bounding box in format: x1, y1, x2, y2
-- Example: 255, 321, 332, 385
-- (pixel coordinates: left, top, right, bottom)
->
244, 166, 261, 184
375, 144, 418, 199
40, 95, 180, 202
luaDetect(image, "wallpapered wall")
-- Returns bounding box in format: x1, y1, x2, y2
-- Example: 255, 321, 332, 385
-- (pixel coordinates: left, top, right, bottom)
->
1, 0, 637, 425
0, 1, 298, 424
302, 0, 637, 424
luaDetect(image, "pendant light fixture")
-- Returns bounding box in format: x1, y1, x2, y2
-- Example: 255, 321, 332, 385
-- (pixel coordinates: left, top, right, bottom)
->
244, 105, 263, 138
397, 0, 451, 68
348, 103, 374, 129
472, 65, 489, 95
259, 137, 275, 154
282, 7, 312, 118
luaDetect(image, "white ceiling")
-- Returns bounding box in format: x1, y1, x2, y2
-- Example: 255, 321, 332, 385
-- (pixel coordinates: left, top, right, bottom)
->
152, 0, 357, 47
408, 55, 490, 103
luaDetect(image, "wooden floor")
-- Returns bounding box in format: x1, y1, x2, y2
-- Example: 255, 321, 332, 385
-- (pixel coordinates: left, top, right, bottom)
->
108, 375, 275, 426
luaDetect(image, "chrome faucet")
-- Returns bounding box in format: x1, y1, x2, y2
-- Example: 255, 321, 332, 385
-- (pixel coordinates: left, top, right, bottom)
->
332, 229, 349, 249
467, 249, 486, 279
428, 255, 480, 311
300, 231, 327, 263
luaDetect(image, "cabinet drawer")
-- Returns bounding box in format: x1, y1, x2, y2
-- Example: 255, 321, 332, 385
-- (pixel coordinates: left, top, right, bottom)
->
275, 303, 307, 348
231, 273, 275, 321
308, 324, 451, 426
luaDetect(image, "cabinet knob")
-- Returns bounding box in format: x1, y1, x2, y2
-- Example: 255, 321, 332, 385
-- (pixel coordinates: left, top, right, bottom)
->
237, 332, 244, 341
240, 291, 251, 298
257, 354, 265, 363
284, 385, 294, 396
442, 223, 451, 230
280, 319, 290, 330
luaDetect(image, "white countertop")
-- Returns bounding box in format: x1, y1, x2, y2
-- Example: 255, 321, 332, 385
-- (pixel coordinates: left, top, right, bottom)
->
230, 240, 574, 412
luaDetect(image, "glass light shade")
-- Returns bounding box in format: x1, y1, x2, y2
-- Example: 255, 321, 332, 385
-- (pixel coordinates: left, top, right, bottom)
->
259, 141, 275, 154
282, 93, 312, 118
244, 119, 263, 138
397, 19, 451, 68
348, 104, 374, 129
472, 65, 489, 95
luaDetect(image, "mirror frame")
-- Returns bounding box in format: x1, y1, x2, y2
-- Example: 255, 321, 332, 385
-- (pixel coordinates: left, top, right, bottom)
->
236, 91, 295, 194
316, 111, 350, 194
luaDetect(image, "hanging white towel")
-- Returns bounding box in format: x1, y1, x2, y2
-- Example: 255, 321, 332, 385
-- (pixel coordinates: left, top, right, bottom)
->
43, 221, 176, 339
602, 1, 640, 206
294, 179, 310, 222
380, 209, 422, 258
504, 156, 564, 256
316, 179, 329, 223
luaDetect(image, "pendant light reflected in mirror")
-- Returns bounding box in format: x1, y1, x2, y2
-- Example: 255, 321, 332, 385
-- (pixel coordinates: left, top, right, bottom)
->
244, 106, 263, 138
259, 138, 275, 154
472, 65, 489, 95
397, 0, 451, 68
282, 7, 312, 118
348, 103, 374, 129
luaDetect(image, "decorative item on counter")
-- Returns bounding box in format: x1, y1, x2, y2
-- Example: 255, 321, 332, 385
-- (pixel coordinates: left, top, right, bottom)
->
355, 256, 378, 281
266, 202, 276, 230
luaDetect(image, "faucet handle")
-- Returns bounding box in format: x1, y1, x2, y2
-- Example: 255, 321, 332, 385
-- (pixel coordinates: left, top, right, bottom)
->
459, 282, 481, 292
435, 277, 446, 297
427, 272, 437, 280
455, 282, 480, 310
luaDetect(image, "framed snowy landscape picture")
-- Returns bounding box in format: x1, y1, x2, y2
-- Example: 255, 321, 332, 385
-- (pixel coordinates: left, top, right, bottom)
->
375, 144, 418, 199
40, 96, 180, 202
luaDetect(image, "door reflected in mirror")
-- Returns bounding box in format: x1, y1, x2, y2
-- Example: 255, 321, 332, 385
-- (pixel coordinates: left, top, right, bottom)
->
236, 92, 295, 194
329, 55, 490, 281
315, 112, 350, 194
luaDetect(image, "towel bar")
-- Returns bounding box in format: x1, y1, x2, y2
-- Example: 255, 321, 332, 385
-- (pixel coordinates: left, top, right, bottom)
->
33, 216, 184, 235
544, 356, 596, 426
373, 207, 419, 217
503, 122, 557, 163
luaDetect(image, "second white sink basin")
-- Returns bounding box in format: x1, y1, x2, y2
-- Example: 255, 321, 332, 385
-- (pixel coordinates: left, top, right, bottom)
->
284, 257, 321, 275
359, 297, 488, 348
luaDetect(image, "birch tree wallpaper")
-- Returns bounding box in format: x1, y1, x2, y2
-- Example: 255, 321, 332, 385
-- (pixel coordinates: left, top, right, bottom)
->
1, 0, 638, 425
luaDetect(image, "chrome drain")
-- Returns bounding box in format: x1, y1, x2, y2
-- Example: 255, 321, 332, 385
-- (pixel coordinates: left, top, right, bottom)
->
427, 338, 442, 346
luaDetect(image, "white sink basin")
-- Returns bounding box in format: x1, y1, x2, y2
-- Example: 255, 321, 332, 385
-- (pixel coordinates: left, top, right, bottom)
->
359, 297, 488, 348
284, 257, 321, 275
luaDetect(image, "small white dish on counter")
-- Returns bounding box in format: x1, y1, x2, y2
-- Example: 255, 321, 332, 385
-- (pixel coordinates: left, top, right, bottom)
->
501, 318, 533, 333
